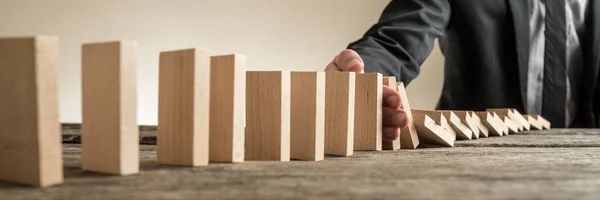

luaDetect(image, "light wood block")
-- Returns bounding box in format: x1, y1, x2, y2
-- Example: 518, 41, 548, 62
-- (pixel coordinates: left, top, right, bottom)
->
511, 109, 531, 131
491, 112, 509, 135
441, 111, 473, 140
524, 115, 544, 130
452, 111, 480, 139
290, 72, 325, 161
157, 48, 210, 166
503, 116, 519, 134
487, 109, 521, 131
487, 108, 528, 132
469, 111, 489, 137
324, 72, 355, 156
382, 77, 400, 150
475, 112, 503, 136
81, 41, 139, 175
397, 82, 420, 149
533, 115, 551, 129
246, 71, 291, 161
0, 36, 63, 187
354, 73, 382, 151
412, 110, 458, 140
209, 54, 246, 163
412, 113, 455, 147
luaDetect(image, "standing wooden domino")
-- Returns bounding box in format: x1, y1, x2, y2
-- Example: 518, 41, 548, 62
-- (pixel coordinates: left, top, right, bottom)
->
157, 48, 210, 166
397, 82, 420, 149
469, 111, 490, 137
0, 36, 63, 187
475, 112, 504, 136
290, 72, 325, 161
382, 77, 400, 150
412, 112, 456, 147
81, 41, 139, 175
209, 54, 246, 163
354, 73, 382, 151
452, 111, 480, 139
246, 71, 291, 161
325, 72, 355, 156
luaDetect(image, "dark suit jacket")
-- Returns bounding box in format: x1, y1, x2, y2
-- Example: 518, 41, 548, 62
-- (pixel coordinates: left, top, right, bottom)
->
348, 0, 600, 128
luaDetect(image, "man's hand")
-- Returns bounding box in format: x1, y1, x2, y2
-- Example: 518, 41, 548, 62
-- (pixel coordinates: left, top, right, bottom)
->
325, 49, 410, 141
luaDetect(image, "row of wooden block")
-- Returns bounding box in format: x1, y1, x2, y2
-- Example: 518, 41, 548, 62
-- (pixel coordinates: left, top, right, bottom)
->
0, 36, 552, 188
409, 109, 551, 148
0, 37, 402, 187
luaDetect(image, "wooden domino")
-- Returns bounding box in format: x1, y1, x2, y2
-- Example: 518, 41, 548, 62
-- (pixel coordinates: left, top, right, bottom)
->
354, 73, 382, 151
533, 115, 551, 129
157, 48, 210, 166
469, 111, 490, 137
475, 112, 504, 136
382, 77, 400, 150
0, 36, 63, 187
412, 110, 458, 141
452, 111, 480, 139
487, 108, 528, 132
290, 72, 325, 161
246, 71, 291, 161
397, 82, 420, 149
491, 112, 509, 135
209, 54, 246, 163
510, 109, 531, 131
324, 72, 355, 156
81, 41, 139, 175
503, 116, 519, 134
441, 111, 473, 140
524, 115, 544, 130
412, 112, 455, 147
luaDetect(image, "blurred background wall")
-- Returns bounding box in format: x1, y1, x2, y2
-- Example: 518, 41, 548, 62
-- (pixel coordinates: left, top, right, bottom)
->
0, 0, 444, 125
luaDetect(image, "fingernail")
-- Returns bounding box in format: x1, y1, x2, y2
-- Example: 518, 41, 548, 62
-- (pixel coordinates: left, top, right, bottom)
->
347, 59, 362, 71
387, 95, 400, 108
395, 111, 406, 127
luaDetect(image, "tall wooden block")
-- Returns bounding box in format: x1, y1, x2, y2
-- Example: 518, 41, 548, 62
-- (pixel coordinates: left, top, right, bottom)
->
382, 77, 400, 150
412, 113, 455, 147
475, 112, 503, 136
81, 41, 139, 175
290, 72, 325, 161
209, 54, 246, 163
469, 111, 489, 137
354, 73, 382, 151
453, 111, 480, 139
533, 115, 551, 129
441, 111, 473, 140
0, 36, 63, 187
246, 71, 291, 161
158, 48, 210, 166
324, 72, 355, 156
397, 82, 420, 149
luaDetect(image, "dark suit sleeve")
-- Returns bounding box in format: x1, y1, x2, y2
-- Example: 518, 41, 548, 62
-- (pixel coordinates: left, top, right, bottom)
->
347, 0, 451, 85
